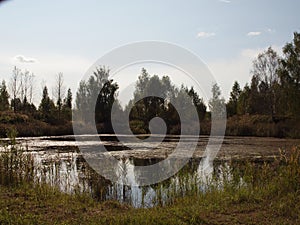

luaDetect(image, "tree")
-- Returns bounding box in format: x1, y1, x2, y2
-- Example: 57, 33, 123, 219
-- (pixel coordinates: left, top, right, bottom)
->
75, 66, 119, 130
278, 32, 300, 117
209, 83, 226, 119
95, 78, 119, 124
134, 68, 150, 100
248, 75, 262, 114
0, 80, 10, 111
39, 86, 56, 123
186, 87, 206, 121
53, 72, 66, 120
237, 84, 251, 115
62, 88, 72, 121
9, 66, 21, 112
20, 70, 35, 104
128, 70, 175, 128
251, 47, 280, 118
9, 66, 35, 112
75, 81, 88, 122
226, 81, 241, 117
127, 69, 205, 134
64, 88, 72, 109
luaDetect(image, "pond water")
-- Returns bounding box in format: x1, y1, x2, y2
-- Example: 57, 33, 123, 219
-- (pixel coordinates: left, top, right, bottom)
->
1, 135, 300, 207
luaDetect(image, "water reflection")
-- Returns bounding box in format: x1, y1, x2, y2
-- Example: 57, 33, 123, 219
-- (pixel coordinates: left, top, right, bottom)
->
31, 149, 214, 208
3, 134, 292, 208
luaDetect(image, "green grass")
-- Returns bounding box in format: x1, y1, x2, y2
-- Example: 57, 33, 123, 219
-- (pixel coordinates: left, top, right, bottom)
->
0, 170, 299, 225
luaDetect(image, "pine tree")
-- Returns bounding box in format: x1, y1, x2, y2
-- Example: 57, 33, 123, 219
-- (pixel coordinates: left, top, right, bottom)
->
62, 88, 72, 121
0, 80, 10, 111
39, 86, 56, 123
278, 32, 300, 117
226, 81, 241, 117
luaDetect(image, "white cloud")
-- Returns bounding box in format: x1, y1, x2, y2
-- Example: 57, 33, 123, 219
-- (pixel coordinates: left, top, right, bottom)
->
219, 0, 231, 3
14, 55, 37, 63
197, 32, 216, 38
247, 31, 261, 36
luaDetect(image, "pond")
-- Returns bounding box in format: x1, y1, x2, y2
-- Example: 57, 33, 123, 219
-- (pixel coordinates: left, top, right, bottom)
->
1, 135, 300, 208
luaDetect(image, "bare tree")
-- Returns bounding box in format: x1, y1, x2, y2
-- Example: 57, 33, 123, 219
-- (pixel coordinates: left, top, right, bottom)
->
9, 66, 22, 112
28, 72, 35, 104
20, 70, 35, 104
53, 72, 66, 119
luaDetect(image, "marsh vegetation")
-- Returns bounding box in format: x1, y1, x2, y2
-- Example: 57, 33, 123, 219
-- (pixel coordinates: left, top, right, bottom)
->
0, 134, 299, 224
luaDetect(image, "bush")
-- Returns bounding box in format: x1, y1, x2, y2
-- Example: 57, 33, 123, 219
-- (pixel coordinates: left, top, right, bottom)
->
0, 111, 29, 124
226, 115, 300, 138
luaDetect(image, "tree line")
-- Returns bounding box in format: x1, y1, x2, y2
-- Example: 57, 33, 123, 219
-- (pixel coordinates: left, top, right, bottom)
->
227, 32, 300, 120
0, 68, 72, 125
0, 32, 299, 136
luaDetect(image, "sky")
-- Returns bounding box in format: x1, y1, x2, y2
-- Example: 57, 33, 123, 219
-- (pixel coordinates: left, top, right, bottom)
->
0, 0, 300, 105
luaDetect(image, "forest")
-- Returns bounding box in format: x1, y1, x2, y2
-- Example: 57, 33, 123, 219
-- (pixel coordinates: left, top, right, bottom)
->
0, 32, 300, 138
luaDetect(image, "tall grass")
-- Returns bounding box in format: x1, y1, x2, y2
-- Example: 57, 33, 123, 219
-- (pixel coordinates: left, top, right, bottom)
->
0, 129, 35, 187
1, 130, 299, 210
147, 146, 300, 212
0, 131, 299, 223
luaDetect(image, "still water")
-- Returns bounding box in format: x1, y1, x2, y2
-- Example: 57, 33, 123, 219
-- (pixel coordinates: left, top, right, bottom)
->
2, 135, 299, 207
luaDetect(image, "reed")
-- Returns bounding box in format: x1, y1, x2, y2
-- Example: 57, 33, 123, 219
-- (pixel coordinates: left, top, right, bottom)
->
0, 129, 35, 187
0, 133, 299, 224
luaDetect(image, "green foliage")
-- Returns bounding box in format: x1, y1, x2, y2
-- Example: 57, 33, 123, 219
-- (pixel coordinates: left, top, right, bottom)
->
227, 81, 241, 117
209, 83, 226, 119
278, 32, 300, 117
232, 34, 300, 121
61, 88, 72, 121
0, 32, 299, 137
186, 87, 207, 121
127, 69, 206, 134
0, 129, 34, 186
38, 86, 56, 124
252, 47, 280, 117
0, 80, 9, 111
75, 66, 119, 131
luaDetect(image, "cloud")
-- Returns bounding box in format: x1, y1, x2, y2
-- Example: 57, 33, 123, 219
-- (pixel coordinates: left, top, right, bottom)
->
197, 32, 216, 38
219, 0, 231, 3
247, 31, 261, 37
14, 55, 37, 63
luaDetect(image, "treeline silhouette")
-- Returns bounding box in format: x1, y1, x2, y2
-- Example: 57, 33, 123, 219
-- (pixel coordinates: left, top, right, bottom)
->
225, 32, 300, 137
0, 32, 300, 137
0, 69, 73, 136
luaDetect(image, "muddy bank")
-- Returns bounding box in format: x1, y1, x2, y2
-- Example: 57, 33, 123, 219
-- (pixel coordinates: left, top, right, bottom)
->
8, 135, 300, 162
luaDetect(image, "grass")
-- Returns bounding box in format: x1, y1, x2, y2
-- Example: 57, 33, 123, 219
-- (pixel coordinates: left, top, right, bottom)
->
0, 172, 299, 224
0, 133, 299, 224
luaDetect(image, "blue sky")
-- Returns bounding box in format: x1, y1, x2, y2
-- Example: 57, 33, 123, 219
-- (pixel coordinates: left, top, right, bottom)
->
0, 0, 300, 104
